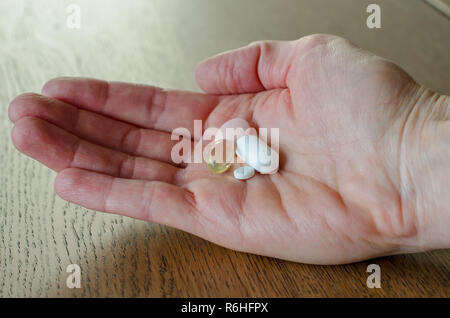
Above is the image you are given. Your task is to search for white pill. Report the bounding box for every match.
[235,134,279,174]
[233,165,255,180]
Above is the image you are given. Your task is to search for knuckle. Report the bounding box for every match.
[296,33,345,54]
[141,182,156,222]
[249,40,276,57]
[248,40,264,47]
[218,54,238,92]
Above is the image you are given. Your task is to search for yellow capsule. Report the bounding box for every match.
[206,160,232,174]
[205,139,234,174]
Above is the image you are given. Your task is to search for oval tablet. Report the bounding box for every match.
[233,165,255,180]
[235,135,279,174]
[214,118,253,143]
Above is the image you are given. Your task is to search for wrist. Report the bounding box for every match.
[399,87,450,251]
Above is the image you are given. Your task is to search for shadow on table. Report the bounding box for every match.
[56,221,450,297]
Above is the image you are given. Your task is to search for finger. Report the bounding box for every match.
[195,40,298,94]
[11,117,182,183]
[41,77,220,134]
[9,93,185,164]
[55,168,200,232]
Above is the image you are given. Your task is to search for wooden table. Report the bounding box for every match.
[0,0,449,297]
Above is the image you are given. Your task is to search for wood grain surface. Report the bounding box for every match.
[0,0,449,297]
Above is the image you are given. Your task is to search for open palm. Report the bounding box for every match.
[9,34,423,264]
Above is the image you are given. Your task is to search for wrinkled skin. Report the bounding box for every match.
[9,34,449,264]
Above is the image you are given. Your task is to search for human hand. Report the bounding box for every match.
[9,34,449,264]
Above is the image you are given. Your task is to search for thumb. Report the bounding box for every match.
[195,40,298,94]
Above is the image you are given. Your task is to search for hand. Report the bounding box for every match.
[9,34,449,264]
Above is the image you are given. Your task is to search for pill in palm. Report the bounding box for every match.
[233,165,255,180]
[206,139,234,174]
[235,134,279,174]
